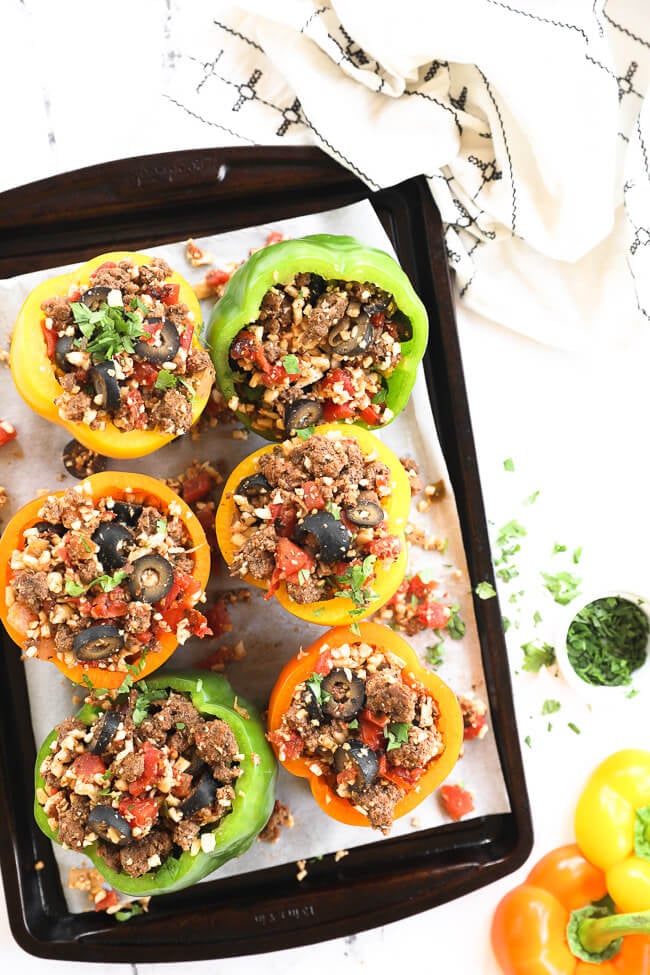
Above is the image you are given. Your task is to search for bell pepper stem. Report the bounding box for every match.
[569,904,650,962]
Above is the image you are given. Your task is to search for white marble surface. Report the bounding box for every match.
[2,1,650,971]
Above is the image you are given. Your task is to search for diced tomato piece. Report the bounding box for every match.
[122,388,146,430]
[118,795,159,829]
[370,312,385,327]
[367,532,401,561]
[416,598,450,630]
[322,401,355,422]
[267,729,304,760]
[440,783,475,821]
[313,650,333,676]
[321,368,355,396]
[260,363,288,387]
[336,766,358,787]
[269,501,297,538]
[40,320,58,359]
[131,361,160,387]
[381,763,424,792]
[359,714,385,751]
[205,267,232,288]
[0,420,17,448]
[275,537,315,578]
[408,573,438,599]
[230,330,275,374]
[94,889,119,913]
[302,481,326,511]
[181,470,214,504]
[179,322,194,351]
[68,289,81,302]
[92,261,117,274]
[265,231,284,246]
[463,711,488,741]
[128,742,163,797]
[204,599,233,639]
[186,607,212,638]
[134,629,153,645]
[360,708,389,728]
[71,753,106,781]
[359,404,382,426]
[89,588,129,619]
[149,283,181,306]
[388,579,409,605]
[161,570,201,611]
[139,319,163,339]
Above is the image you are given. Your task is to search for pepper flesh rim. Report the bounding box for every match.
[214,423,412,626]
[267,621,464,827]
[0,471,211,687]
[10,251,213,459]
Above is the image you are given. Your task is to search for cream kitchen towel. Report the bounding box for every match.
[163,0,650,348]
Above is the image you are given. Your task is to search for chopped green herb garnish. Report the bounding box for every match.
[371,387,387,406]
[350,621,361,636]
[426,641,445,668]
[524,735,532,748]
[336,555,377,608]
[533,610,542,626]
[525,490,541,505]
[568,722,581,735]
[496,520,527,547]
[71,300,147,361]
[156,518,167,535]
[417,567,436,584]
[90,570,128,593]
[297,568,311,585]
[306,672,330,705]
[348,718,359,729]
[64,579,86,597]
[295,425,315,440]
[446,604,466,640]
[503,458,515,472]
[175,722,186,730]
[542,571,582,606]
[521,640,556,673]
[115,903,146,923]
[566,596,649,687]
[572,547,583,565]
[552,543,567,555]
[325,501,341,520]
[502,616,511,632]
[541,699,561,715]
[282,354,300,375]
[496,565,520,583]
[384,722,410,751]
[475,581,497,600]
[153,369,192,394]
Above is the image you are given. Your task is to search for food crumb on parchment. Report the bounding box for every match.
[399,457,423,496]
[334,849,349,862]
[231,428,249,440]
[405,523,447,552]
[197,638,247,672]
[34,860,45,871]
[0,487,8,511]
[410,817,422,829]
[0,349,10,367]
[296,859,308,882]
[259,800,295,843]
[68,866,150,917]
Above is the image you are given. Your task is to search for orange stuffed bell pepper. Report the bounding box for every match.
[491,843,650,973]
[10,251,214,459]
[215,423,410,626]
[267,621,463,832]
[0,472,210,688]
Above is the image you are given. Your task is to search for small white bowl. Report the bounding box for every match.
[555,589,650,702]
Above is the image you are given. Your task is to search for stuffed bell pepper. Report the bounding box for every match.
[267,622,463,833]
[34,671,277,897]
[208,234,428,440]
[215,423,410,626]
[492,843,650,973]
[0,472,211,688]
[10,251,215,459]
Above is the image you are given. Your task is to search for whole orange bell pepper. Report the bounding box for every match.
[491,844,650,973]
[215,423,410,626]
[0,471,210,688]
[266,621,463,827]
[10,251,213,459]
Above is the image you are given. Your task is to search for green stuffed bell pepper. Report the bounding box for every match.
[208,234,429,440]
[34,671,277,897]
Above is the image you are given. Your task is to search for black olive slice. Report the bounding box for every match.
[54,334,77,372]
[90,361,121,412]
[90,709,122,755]
[284,399,323,434]
[134,319,180,364]
[294,512,351,563]
[306,274,326,299]
[363,298,389,317]
[32,521,66,537]
[87,805,132,846]
[344,500,384,528]
[333,739,379,788]
[179,772,218,817]
[80,286,112,311]
[92,521,133,572]
[328,313,372,356]
[321,668,365,720]
[62,439,107,479]
[111,501,144,527]
[235,474,271,499]
[392,309,413,342]
[73,624,124,661]
[301,686,323,723]
[128,554,175,604]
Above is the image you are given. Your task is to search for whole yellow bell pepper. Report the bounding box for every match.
[575,749,650,913]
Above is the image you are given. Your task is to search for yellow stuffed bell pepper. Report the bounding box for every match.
[216,423,410,626]
[10,251,214,459]
[575,749,650,914]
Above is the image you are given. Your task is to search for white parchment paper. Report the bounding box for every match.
[0,201,509,910]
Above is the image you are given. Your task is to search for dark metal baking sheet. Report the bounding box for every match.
[0,147,532,961]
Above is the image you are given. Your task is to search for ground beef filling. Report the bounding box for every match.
[43,257,215,436]
[268,640,443,832]
[229,273,411,437]
[37,692,241,879]
[228,431,401,607]
[6,483,204,672]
